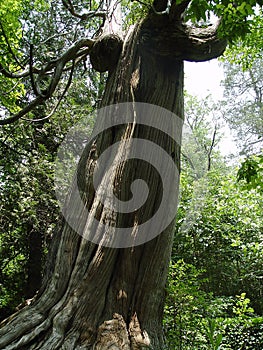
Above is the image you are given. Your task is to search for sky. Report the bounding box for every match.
[184,59,238,158]
[185,59,224,99]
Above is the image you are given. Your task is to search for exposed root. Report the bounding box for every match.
[94,313,150,350]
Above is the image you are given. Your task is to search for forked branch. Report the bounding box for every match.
[0,38,94,125]
[62,0,106,21]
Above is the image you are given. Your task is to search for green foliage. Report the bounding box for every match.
[174,171,263,314]
[237,154,263,193]
[222,316,263,350]
[173,163,262,350]
[184,0,263,42]
[164,260,263,348]
[0,0,50,113]
[233,293,254,317]
[220,14,263,156]
[0,120,59,315]
[214,2,255,42]
[164,259,211,349]
[220,58,263,154]
[182,94,225,178]
[221,295,263,349]
[222,11,263,68]
[0,0,49,62]
[204,318,223,350]
[121,0,150,27]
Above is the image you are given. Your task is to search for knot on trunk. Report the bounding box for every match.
[90,34,123,72]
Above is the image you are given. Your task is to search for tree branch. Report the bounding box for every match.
[184,20,227,61]
[142,18,227,62]
[0,96,45,125]
[29,44,40,97]
[22,60,76,123]
[207,124,217,171]
[0,38,94,125]
[62,0,106,21]
[0,63,42,78]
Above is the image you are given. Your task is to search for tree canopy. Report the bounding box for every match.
[1,0,263,125]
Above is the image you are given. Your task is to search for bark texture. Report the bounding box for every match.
[0,7,227,350]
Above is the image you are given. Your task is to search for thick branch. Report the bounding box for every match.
[38,38,94,77]
[183,21,227,61]
[152,0,191,18]
[152,0,172,15]
[141,19,227,62]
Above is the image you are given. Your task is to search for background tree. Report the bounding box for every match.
[182,93,224,178]
[221,57,263,155]
[220,10,263,199]
[0,1,262,349]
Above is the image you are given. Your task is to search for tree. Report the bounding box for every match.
[182,93,224,178]
[221,11,263,155]
[221,57,263,155]
[0,1,262,348]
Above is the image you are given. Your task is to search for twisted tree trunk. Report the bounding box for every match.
[0,5,226,349]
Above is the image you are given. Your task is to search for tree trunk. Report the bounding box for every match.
[0,8,227,350]
[24,227,43,299]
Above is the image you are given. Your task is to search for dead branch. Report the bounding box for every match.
[207,124,218,171]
